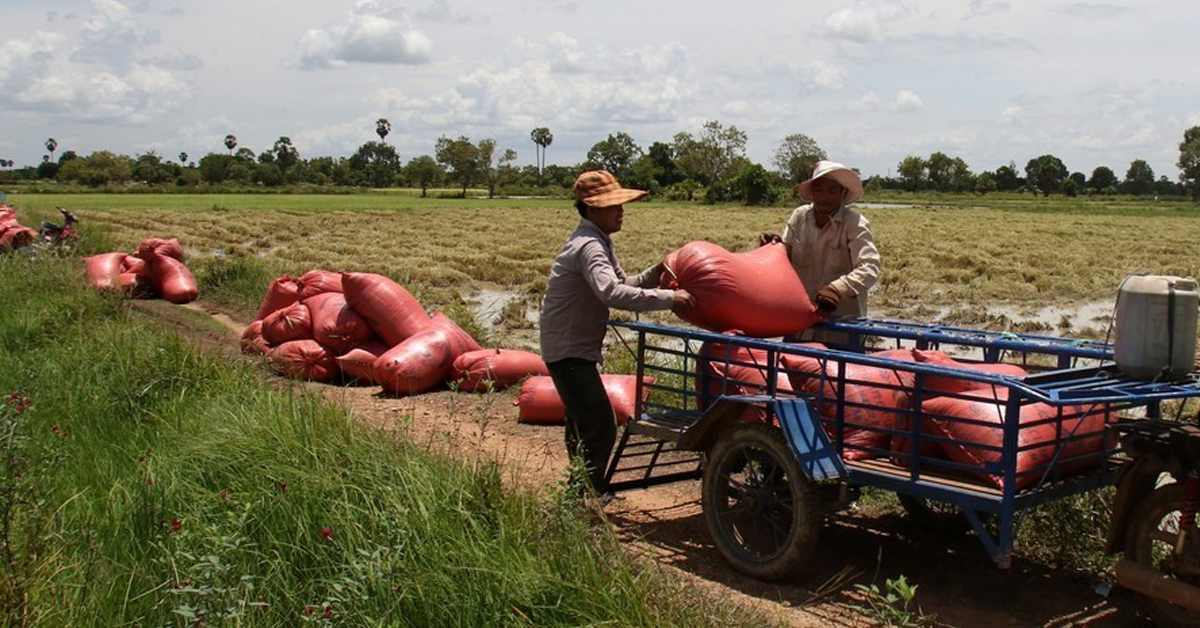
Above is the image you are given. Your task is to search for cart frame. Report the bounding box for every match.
[605,318,1200,568]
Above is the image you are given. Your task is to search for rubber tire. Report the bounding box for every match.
[702,422,822,581]
[1124,483,1200,628]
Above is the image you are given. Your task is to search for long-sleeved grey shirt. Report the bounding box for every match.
[539,219,676,363]
[781,203,881,318]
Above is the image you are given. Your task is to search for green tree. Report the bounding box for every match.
[585,132,642,181]
[44,138,57,163]
[271,137,299,172]
[530,127,553,176]
[973,171,997,195]
[896,155,925,191]
[56,151,133,187]
[477,138,498,198]
[1177,126,1200,201]
[376,118,391,142]
[948,157,974,192]
[198,153,235,184]
[224,134,237,154]
[1123,159,1155,195]
[497,148,518,195]
[252,161,284,186]
[1088,166,1118,192]
[348,140,401,188]
[405,155,444,197]
[434,135,482,198]
[925,152,955,191]
[734,163,780,206]
[771,133,826,184]
[133,151,172,184]
[672,120,747,186]
[646,141,681,187]
[994,162,1022,191]
[1024,154,1068,196]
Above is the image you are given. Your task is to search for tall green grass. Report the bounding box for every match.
[0,255,769,627]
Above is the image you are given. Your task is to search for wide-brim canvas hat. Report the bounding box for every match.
[798,160,863,205]
[574,170,648,208]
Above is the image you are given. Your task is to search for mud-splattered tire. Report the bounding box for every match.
[1124,483,1200,628]
[702,422,822,580]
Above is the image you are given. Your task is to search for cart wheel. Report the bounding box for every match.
[1124,483,1200,628]
[702,422,822,580]
[897,494,971,532]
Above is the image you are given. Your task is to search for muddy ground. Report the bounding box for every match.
[133,299,1155,627]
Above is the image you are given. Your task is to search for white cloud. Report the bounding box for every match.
[892,90,923,112]
[0,1,192,124]
[1051,3,1130,20]
[822,1,912,44]
[849,91,880,112]
[294,1,433,69]
[71,0,160,69]
[964,0,1010,20]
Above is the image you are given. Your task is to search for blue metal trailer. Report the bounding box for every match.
[603,318,1200,578]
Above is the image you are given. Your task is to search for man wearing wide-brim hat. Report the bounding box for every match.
[540,170,695,494]
[759,160,881,326]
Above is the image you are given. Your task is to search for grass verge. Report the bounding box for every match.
[0,254,770,627]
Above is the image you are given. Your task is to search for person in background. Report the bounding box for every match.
[759,160,880,336]
[540,170,695,494]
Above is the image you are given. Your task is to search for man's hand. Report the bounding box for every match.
[758,232,782,247]
[816,284,841,312]
[671,289,696,314]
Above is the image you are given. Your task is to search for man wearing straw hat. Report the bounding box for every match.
[540,170,695,495]
[759,160,880,333]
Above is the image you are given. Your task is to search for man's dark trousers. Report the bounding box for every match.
[546,357,615,493]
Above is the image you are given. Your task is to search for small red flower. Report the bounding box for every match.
[219,490,229,501]
[323,604,333,618]
[303,605,317,616]
[169,519,182,532]
[7,392,17,402]
[139,449,152,463]
[279,481,289,493]
[320,526,333,541]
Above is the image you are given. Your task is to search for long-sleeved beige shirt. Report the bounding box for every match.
[540,219,676,363]
[781,203,881,318]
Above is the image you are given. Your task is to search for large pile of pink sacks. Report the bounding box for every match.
[241,270,651,426]
[657,240,1113,490]
[81,238,199,304]
[0,205,38,252]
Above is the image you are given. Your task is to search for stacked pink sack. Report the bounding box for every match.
[81,237,198,304]
[244,270,550,397]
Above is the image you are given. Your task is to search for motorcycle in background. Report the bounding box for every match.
[34,207,79,254]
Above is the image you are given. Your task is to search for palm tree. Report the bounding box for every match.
[45,138,58,163]
[376,118,391,142]
[179,152,188,165]
[224,134,237,154]
[530,127,553,176]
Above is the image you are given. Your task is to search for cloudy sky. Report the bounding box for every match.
[2,0,1198,180]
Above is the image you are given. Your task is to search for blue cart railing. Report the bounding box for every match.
[604,318,1200,573]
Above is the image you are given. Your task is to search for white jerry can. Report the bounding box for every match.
[1113,275,1199,382]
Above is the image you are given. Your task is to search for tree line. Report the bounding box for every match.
[3,121,1199,202]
